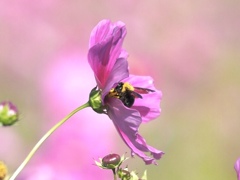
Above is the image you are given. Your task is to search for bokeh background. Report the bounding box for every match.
[1,0,240,179]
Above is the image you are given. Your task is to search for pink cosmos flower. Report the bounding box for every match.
[235,158,240,180]
[88,19,164,165]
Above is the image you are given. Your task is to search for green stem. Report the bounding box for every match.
[9,102,90,180]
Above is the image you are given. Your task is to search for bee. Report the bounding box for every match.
[108,82,155,107]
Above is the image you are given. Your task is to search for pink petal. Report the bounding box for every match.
[107,98,164,165]
[89,20,111,48]
[235,158,240,180]
[88,20,127,89]
[89,20,125,48]
[119,49,129,59]
[88,38,113,89]
[123,75,162,122]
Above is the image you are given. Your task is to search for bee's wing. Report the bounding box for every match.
[134,87,155,94]
[130,91,143,99]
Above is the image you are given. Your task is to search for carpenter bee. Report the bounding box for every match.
[108,82,155,107]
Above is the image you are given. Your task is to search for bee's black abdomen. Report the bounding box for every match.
[120,91,135,107]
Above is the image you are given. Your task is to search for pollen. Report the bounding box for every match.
[108,82,134,98]
[122,82,134,91]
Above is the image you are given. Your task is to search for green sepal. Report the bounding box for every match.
[118,168,147,180]
[89,86,106,114]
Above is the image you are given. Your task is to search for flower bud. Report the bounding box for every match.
[95,153,126,170]
[0,161,8,180]
[102,154,121,169]
[0,101,18,126]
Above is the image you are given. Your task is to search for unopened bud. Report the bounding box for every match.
[102,154,121,169]
[95,153,126,170]
[0,101,18,126]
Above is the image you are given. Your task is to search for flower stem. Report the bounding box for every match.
[112,169,117,180]
[9,102,90,180]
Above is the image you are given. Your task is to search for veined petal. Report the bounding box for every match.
[89,20,125,48]
[88,39,113,89]
[123,75,162,123]
[235,158,240,180]
[88,20,127,89]
[89,20,111,48]
[107,98,164,165]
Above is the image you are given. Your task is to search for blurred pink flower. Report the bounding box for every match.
[19,49,115,179]
[88,19,164,165]
[235,158,240,180]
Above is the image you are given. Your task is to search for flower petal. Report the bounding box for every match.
[89,20,126,48]
[119,49,129,59]
[107,98,164,165]
[88,20,127,89]
[123,75,162,123]
[89,20,111,48]
[235,158,240,180]
[88,38,112,88]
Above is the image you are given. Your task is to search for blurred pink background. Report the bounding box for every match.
[0,0,240,179]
